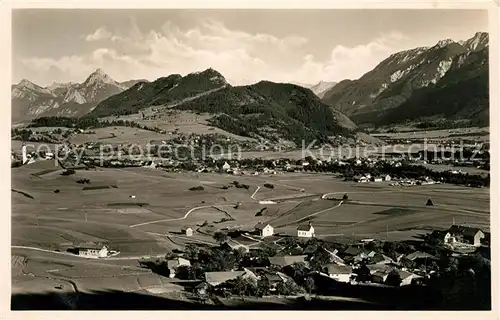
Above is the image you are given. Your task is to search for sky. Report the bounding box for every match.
[12,9,488,86]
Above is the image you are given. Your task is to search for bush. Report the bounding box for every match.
[264,183,274,189]
[61,169,76,176]
[189,186,204,191]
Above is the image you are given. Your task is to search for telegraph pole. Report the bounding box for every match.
[386,224,389,240]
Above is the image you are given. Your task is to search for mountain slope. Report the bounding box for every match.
[321,32,489,127]
[309,81,337,98]
[89,69,360,145]
[89,68,229,117]
[172,80,357,144]
[376,45,489,127]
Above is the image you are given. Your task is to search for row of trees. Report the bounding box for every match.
[28,116,166,134]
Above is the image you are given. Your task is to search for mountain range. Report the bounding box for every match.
[12,32,489,140]
[321,32,489,128]
[11,69,142,123]
[89,68,356,145]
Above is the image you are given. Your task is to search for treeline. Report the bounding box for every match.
[303,160,490,187]
[28,116,165,134]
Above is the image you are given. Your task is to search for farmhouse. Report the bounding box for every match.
[370,253,394,265]
[398,270,422,286]
[167,257,191,278]
[221,239,250,252]
[353,175,368,183]
[297,223,315,238]
[325,264,354,283]
[204,269,258,287]
[254,222,274,237]
[384,175,392,181]
[444,225,485,247]
[76,244,109,258]
[269,255,308,268]
[181,227,194,237]
[263,272,294,291]
[404,251,436,262]
[372,270,391,284]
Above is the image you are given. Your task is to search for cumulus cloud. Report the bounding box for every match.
[288,32,411,83]
[85,27,112,41]
[20,19,410,86]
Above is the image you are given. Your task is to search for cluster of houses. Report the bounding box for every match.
[164,223,487,295]
[352,173,392,183]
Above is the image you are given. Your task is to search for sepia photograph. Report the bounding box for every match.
[6,4,496,312]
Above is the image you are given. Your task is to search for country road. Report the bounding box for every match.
[250,186,261,200]
[130,182,308,228]
[276,199,344,227]
[129,204,236,228]
[11,245,165,261]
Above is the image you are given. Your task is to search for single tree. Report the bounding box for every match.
[304,276,316,294]
[426,198,434,206]
[213,231,228,244]
[385,269,402,287]
[342,193,349,201]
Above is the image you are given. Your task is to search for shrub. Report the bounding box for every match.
[264,183,274,189]
[189,186,204,191]
[61,169,76,176]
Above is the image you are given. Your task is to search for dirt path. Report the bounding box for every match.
[129,204,235,228]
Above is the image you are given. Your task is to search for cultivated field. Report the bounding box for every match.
[12,165,490,299]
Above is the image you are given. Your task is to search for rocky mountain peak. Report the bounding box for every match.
[434,39,456,49]
[83,68,120,87]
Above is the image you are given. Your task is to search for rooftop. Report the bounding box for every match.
[448,225,483,237]
[297,224,313,231]
[325,264,353,275]
[255,222,271,230]
[269,255,307,267]
[205,271,245,284]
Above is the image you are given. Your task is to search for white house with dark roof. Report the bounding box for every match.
[297,223,315,238]
[254,222,274,237]
[181,226,194,237]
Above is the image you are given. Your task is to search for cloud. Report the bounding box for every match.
[85,27,112,42]
[18,20,410,86]
[288,32,411,83]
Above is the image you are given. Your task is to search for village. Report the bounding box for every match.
[66,217,490,307]
[11,136,490,190]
